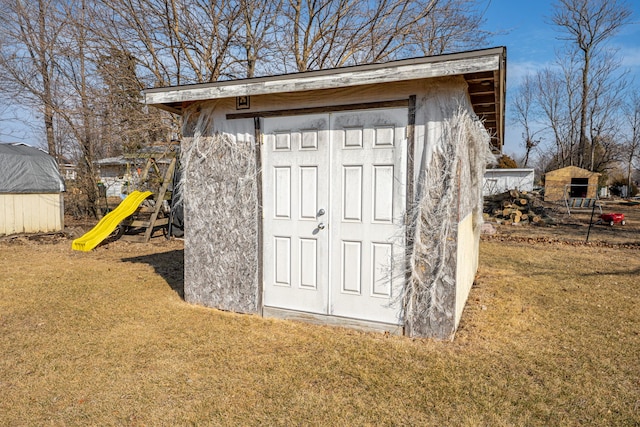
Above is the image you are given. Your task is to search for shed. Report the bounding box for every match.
[544,166,600,202]
[95,147,177,197]
[95,157,133,197]
[483,168,535,196]
[0,143,65,236]
[142,47,506,339]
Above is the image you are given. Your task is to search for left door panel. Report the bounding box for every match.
[262,114,330,314]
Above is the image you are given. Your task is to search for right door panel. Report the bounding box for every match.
[329,108,407,324]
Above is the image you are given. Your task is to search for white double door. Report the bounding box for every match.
[262,108,407,325]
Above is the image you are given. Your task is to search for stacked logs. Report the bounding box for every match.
[483,189,545,225]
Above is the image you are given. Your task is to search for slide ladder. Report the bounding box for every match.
[72,190,152,252]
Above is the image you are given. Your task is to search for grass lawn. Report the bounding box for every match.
[0,237,638,426]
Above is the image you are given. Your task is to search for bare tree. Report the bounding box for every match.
[516,0,627,172]
[0,0,171,216]
[278,0,355,72]
[348,0,441,64]
[235,0,281,78]
[623,93,640,193]
[513,74,542,167]
[0,0,64,161]
[415,0,490,56]
[48,0,104,216]
[96,47,171,156]
[276,0,489,72]
[531,66,577,168]
[96,0,242,85]
[0,0,499,218]
[585,51,628,170]
[551,0,632,170]
[521,26,630,174]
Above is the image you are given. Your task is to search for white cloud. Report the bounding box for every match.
[620,45,640,69]
[506,59,558,90]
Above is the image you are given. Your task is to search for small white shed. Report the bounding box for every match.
[483,168,535,196]
[0,143,65,236]
[142,47,506,339]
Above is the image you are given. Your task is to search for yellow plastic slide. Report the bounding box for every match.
[72,190,153,252]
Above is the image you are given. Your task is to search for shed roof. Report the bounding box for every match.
[485,168,535,175]
[95,156,172,166]
[142,47,506,152]
[95,157,130,166]
[0,143,65,193]
[545,166,601,179]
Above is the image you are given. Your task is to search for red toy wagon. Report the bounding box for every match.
[600,213,626,226]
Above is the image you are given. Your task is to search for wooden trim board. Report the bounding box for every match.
[227,99,409,120]
[254,117,264,315]
[404,95,417,336]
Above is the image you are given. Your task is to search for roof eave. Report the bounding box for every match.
[142,47,506,151]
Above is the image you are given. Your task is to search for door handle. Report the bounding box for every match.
[317,222,325,230]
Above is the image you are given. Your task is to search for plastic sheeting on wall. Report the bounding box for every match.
[0,143,65,193]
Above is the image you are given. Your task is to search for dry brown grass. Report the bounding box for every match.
[0,232,639,426]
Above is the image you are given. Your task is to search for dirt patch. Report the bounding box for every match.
[0,231,70,245]
[484,196,640,245]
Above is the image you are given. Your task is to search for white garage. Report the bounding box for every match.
[142,47,506,339]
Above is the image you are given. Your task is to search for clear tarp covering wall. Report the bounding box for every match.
[0,143,65,193]
[404,106,492,339]
[179,104,260,313]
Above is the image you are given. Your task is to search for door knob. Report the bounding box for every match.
[317,222,325,230]
[317,208,326,216]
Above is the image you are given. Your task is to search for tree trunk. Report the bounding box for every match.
[578,52,589,169]
[78,0,99,217]
[38,0,56,163]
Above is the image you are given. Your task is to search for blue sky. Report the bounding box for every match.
[484,0,640,157]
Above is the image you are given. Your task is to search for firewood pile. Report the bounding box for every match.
[483,189,549,225]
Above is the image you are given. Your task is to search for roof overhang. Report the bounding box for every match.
[142,47,506,152]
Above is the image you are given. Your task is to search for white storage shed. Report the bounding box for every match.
[0,143,65,236]
[142,47,506,339]
[483,168,535,196]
